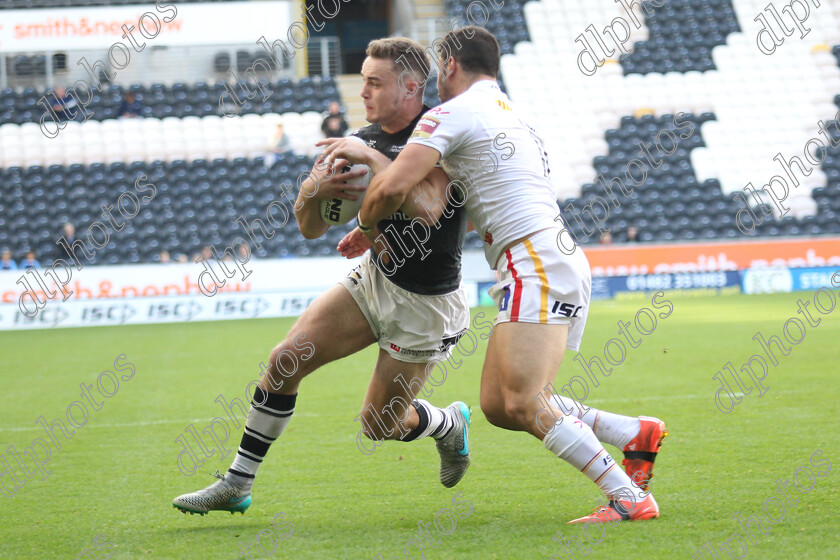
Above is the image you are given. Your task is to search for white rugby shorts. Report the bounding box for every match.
[339,252,470,363]
[488,228,591,351]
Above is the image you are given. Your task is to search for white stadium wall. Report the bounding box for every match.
[0,253,491,330]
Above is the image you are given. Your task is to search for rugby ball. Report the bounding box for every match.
[319,163,370,225]
[320,136,371,225]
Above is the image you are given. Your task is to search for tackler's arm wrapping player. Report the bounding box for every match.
[324,26,669,525]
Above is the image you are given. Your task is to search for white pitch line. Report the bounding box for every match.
[0,390,805,434]
[583,394,708,404]
[0,413,322,433]
[574,390,803,405]
[0,418,210,433]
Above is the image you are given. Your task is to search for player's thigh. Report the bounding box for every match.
[481,321,568,406]
[478,330,506,415]
[278,283,376,372]
[481,230,587,418]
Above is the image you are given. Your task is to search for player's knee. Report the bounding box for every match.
[501,398,535,429]
[268,339,309,384]
[480,398,508,428]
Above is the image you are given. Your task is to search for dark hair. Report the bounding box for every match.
[366,37,431,85]
[437,26,500,78]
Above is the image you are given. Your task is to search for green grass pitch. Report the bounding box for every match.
[1,292,838,559]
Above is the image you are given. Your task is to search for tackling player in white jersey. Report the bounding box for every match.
[323,26,668,524]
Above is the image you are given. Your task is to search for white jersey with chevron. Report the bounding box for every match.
[407,80,563,269]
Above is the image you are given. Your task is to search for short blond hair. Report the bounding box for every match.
[366,37,431,88]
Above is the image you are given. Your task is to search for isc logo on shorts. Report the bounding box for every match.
[552,301,583,317]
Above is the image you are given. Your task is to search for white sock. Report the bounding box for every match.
[403,399,453,441]
[591,410,640,450]
[549,394,591,423]
[543,417,646,502]
[227,388,296,491]
[550,395,640,449]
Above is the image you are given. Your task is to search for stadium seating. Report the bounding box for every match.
[0,77,340,125]
[0,112,329,166]
[3,0,840,267]
[620,0,740,75]
[445,0,530,55]
[0,154,485,265]
[502,0,840,243]
[558,110,840,244]
[0,156,338,265]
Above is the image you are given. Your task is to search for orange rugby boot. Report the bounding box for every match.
[621,416,668,491]
[568,492,660,524]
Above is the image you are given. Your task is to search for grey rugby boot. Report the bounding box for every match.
[435,402,472,488]
[172,471,252,515]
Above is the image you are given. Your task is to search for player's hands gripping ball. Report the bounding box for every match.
[316,136,371,225]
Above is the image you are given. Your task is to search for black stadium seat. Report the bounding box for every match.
[0,154,357,265]
[621,0,739,75]
[0,76,341,125]
[555,107,840,244]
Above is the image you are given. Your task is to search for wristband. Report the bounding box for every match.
[357,212,372,233]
